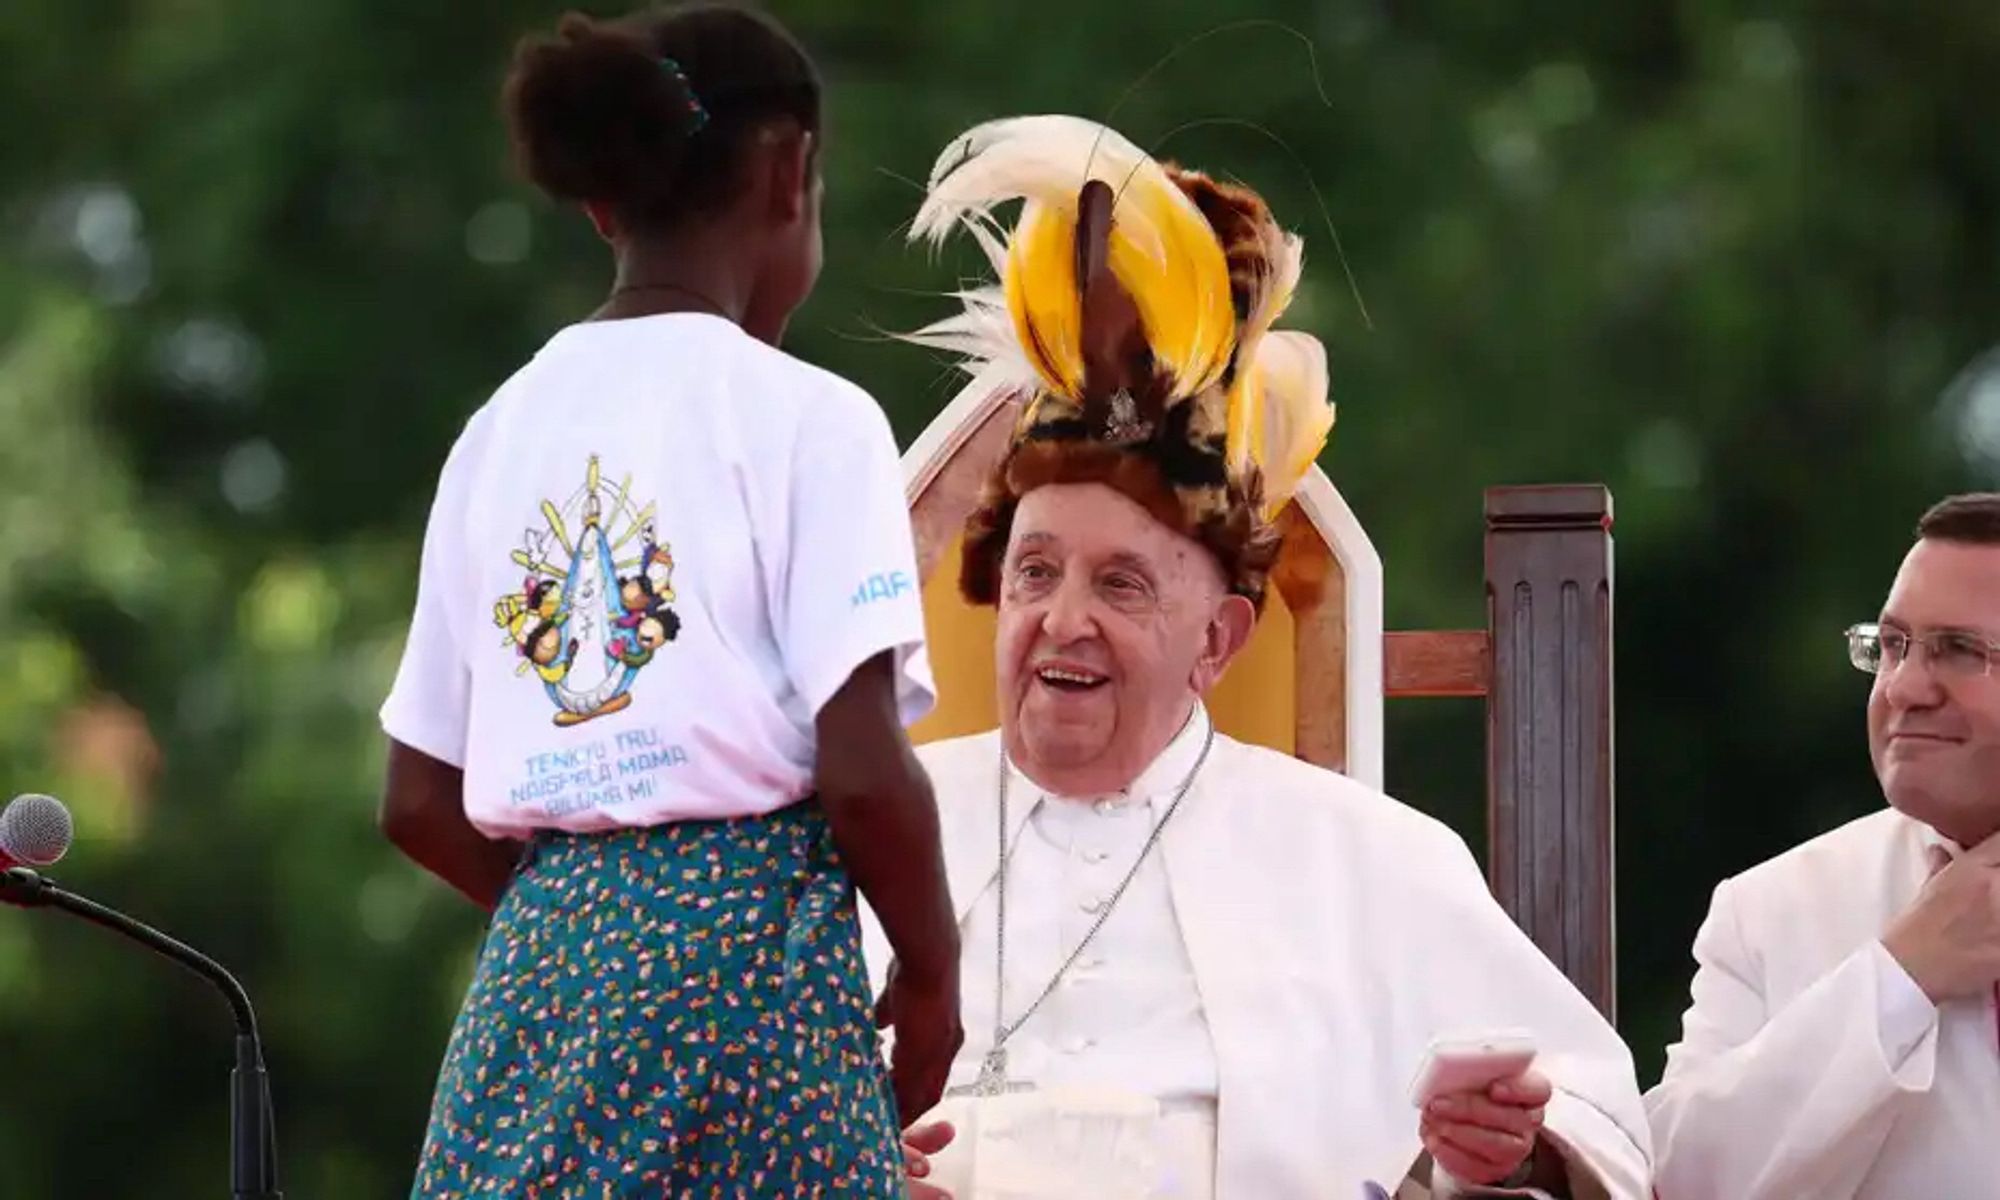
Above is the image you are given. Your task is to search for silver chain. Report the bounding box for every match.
[988,714,1215,1058]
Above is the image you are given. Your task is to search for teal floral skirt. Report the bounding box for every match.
[410,802,904,1198]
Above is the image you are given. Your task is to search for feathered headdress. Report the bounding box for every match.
[903,115,1334,608]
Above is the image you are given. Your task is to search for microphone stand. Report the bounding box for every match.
[2,866,282,1199]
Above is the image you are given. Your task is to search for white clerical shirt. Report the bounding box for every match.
[935,709,1219,1198]
[870,710,1654,1199]
[952,709,1217,1100]
[1647,807,2000,1198]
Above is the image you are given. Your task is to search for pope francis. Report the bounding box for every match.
[862,115,1654,1200]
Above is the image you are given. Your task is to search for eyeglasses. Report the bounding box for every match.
[1846,622,2000,679]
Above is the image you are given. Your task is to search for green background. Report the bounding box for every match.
[2,0,1996,1193]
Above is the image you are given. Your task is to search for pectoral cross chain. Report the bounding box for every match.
[946,1047,1034,1098]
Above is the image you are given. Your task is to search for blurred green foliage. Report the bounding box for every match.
[1,0,1996,1193]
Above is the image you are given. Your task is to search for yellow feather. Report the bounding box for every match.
[1003,200,1084,397]
[1228,369,1264,480]
[1102,177,1236,398]
[1243,331,1334,516]
[1224,230,1303,474]
[915,116,1236,402]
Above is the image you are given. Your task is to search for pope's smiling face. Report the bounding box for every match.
[994,483,1253,798]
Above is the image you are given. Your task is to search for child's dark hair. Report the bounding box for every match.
[504,4,821,233]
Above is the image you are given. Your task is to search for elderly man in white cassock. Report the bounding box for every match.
[1646,492,2000,1198]
[863,115,1652,1200]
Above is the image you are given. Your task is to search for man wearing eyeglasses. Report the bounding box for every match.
[1646,492,2000,1198]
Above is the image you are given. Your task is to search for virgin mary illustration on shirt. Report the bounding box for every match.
[491,455,679,726]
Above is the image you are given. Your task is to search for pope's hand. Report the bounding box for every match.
[902,1120,956,1200]
[1419,1067,1550,1188]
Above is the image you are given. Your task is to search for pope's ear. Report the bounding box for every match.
[1197,594,1257,689]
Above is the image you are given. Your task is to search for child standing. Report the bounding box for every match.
[377,7,960,1194]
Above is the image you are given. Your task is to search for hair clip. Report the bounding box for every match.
[660,56,709,133]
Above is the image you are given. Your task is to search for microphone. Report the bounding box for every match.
[0,794,282,1199]
[0,791,72,870]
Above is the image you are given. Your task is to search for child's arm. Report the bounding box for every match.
[379,740,523,911]
[766,379,958,1121]
[815,651,962,1125]
[380,426,511,905]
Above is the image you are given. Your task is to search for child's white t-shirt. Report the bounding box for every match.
[380,313,935,838]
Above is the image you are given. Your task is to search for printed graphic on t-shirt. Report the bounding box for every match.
[490,454,680,728]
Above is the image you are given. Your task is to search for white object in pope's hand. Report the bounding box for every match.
[1407,1031,1538,1106]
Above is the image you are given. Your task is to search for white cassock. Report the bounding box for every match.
[1646,806,2000,1198]
[863,707,1651,1200]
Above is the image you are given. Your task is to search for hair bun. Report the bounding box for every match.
[500,4,821,233]
[504,11,702,209]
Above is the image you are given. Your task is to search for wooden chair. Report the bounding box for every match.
[903,388,1619,1018]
